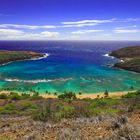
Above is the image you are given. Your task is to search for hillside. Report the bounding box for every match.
[0,50,43,65]
[110,46,140,73]
[0,91,139,139]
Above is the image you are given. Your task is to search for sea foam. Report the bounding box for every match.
[31,53,50,60]
[103,53,114,59]
[4,77,72,83]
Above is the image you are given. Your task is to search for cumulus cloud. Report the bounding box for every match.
[0,29,60,40]
[71,30,103,34]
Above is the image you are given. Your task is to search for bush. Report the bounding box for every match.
[30,94,43,100]
[0,93,8,99]
[58,92,76,100]
[62,106,75,118]
[10,92,21,100]
[21,93,30,99]
[87,108,120,116]
[32,103,51,122]
[86,98,120,116]
[87,98,119,108]
[122,91,140,98]
[20,101,37,111]
[0,104,17,114]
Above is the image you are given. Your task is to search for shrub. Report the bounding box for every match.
[9,92,21,100]
[122,91,140,98]
[20,101,37,111]
[0,104,17,114]
[87,108,120,116]
[30,93,43,100]
[32,103,51,122]
[21,93,30,99]
[53,112,63,122]
[58,92,76,100]
[62,106,75,118]
[86,98,120,116]
[87,98,119,108]
[0,93,8,99]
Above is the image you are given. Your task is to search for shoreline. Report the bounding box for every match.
[109,46,140,73]
[0,90,130,99]
[42,91,129,99]
[0,53,49,67]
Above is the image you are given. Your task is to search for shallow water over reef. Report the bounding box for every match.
[0,41,140,94]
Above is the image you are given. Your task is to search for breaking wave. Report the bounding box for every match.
[31,53,50,60]
[4,77,72,83]
[103,53,115,59]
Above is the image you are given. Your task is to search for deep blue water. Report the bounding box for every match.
[0,41,140,94]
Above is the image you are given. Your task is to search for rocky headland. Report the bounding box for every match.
[0,50,44,65]
[110,46,140,73]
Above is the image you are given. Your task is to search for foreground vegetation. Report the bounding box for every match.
[0,90,139,139]
[0,90,139,121]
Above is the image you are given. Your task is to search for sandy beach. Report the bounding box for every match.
[41,91,129,99]
[0,90,130,99]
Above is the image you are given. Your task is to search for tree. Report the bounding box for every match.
[54,92,57,96]
[130,86,134,90]
[58,92,77,100]
[104,90,109,98]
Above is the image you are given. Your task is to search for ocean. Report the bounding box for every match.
[0,40,140,94]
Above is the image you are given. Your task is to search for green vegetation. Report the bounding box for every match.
[110,46,140,73]
[0,90,139,122]
[122,90,140,98]
[32,103,51,122]
[0,93,8,99]
[0,104,17,114]
[0,137,9,140]
[58,91,76,100]
[0,50,43,65]
[0,92,43,100]
[86,98,120,116]
[0,101,37,115]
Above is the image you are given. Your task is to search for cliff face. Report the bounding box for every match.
[110,46,140,73]
[0,51,43,65]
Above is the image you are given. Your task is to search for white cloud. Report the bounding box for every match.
[0,24,56,29]
[71,30,103,34]
[0,28,60,40]
[40,31,59,37]
[62,18,116,25]
[0,29,24,36]
[60,23,98,28]
[115,25,137,30]
[0,18,139,30]
[113,29,139,33]
[61,18,116,28]
[122,18,140,22]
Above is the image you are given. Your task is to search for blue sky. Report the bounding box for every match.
[0,0,140,40]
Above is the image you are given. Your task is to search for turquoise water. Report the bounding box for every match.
[0,41,140,94]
